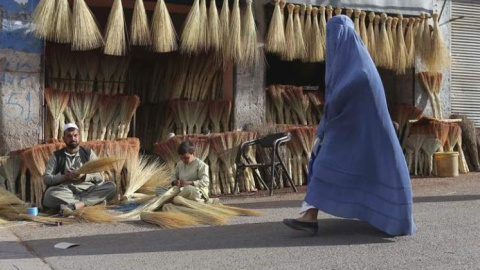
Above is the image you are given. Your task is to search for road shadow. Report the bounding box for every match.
[413,194,480,204]
[13,219,394,259]
[228,200,303,209]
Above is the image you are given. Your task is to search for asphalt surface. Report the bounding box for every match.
[1,173,480,270]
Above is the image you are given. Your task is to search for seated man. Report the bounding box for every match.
[156,141,210,203]
[42,123,116,216]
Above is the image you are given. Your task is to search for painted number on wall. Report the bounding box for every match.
[4,91,32,121]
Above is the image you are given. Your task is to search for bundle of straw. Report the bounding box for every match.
[152,0,178,53]
[282,4,297,61]
[386,17,394,69]
[293,6,306,60]
[405,18,416,69]
[376,13,392,69]
[394,15,408,74]
[141,210,199,229]
[53,0,73,43]
[71,205,118,223]
[219,0,230,59]
[421,13,432,67]
[418,72,442,119]
[74,157,125,175]
[124,156,163,199]
[181,0,201,54]
[32,0,56,39]
[283,88,308,125]
[354,10,361,35]
[415,15,425,58]
[309,8,324,63]
[45,89,70,140]
[302,5,312,62]
[104,0,127,56]
[360,11,368,47]
[241,0,259,68]
[154,139,181,171]
[326,6,333,21]
[118,95,141,139]
[300,4,306,30]
[367,12,376,61]
[427,13,450,72]
[131,0,151,46]
[0,156,21,194]
[165,201,226,226]
[118,187,180,220]
[421,137,442,176]
[265,0,286,54]
[334,7,342,16]
[72,0,104,50]
[208,0,221,52]
[319,6,327,56]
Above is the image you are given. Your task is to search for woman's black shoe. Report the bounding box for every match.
[283,219,318,235]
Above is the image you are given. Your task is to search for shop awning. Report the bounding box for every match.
[264,0,435,16]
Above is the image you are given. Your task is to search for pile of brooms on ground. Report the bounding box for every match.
[33,0,260,68]
[153,126,317,195]
[266,85,323,126]
[266,2,449,73]
[44,88,140,142]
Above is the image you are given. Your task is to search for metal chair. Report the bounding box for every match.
[234,132,297,196]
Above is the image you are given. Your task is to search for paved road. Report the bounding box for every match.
[2,173,480,270]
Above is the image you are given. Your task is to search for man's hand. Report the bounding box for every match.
[63,170,85,182]
[172,180,192,187]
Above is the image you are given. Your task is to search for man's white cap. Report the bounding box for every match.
[63,123,79,133]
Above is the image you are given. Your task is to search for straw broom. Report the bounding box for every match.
[282,4,297,61]
[44,89,70,140]
[137,163,171,195]
[71,205,118,223]
[405,18,416,69]
[326,6,333,21]
[288,129,306,185]
[421,13,432,66]
[367,12,376,62]
[210,134,231,194]
[180,0,201,54]
[131,0,151,46]
[98,96,120,140]
[422,138,442,176]
[241,0,259,68]
[428,13,450,72]
[300,4,306,31]
[283,88,307,125]
[334,7,342,16]
[32,0,55,39]
[209,100,224,133]
[415,15,424,58]
[268,85,284,124]
[52,0,73,43]
[72,0,104,50]
[0,156,21,195]
[151,0,178,53]
[163,203,226,226]
[124,156,161,199]
[118,95,141,139]
[360,11,368,47]
[309,8,324,63]
[395,15,408,75]
[376,13,392,69]
[208,0,221,53]
[74,157,125,175]
[104,0,127,56]
[452,114,480,172]
[354,10,361,35]
[199,0,209,53]
[221,101,232,132]
[386,17,394,68]
[225,0,243,63]
[265,0,286,54]
[302,5,312,62]
[105,141,128,198]
[172,196,231,221]
[219,0,230,60]
[141,210,199,229]
[118,187,181,220]
[319,6,327,56]
[153,139,180,171]
[293,5,306,60]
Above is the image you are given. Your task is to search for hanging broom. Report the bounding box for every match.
[422,138,442,176]
[98,95,120,140]
[293,5,306,60]
[241,0,259,68]
[415,15,424,58]
[52,0,73,43]
[395,14,408,75]
[123,156,163,199]
[180,0,201,54]
[386,17,394,69]
[405,17,416,69]
[32,0,55,39]
[354,9,361,35]
[221,101,232,132]
[376,13,392,69]
[367,12,376,62]
[360,11,368,47]
[300,4,306,31]
[72,0,104,50]
[131,0,151,46]
[208,0,221,52]
[219,0,230,60]
[209,100,224,133]
[225,0,243,63]
[309,7,324,63]
[334,7,342,16]
[151,0,178,53]
[326,5,333,21]
[141,210,199,229]
[0,156,21,194]
[421,13,432,67]
[282,4,297,61]
[427,13,450,72]
[265,0,286,54]
[302,5,312,62]
[198,0,209,52]
[44,89,70,140]
[104,0,127,56]
[319,6,327,57]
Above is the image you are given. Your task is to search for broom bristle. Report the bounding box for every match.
[265,0,286,54]
[354,9,361,35]
[395,14,408,74]
[309,8,324,62]
[119,187,181,220]
[141,210,199,229]
[428,13,450,71]
[405,17,416,68]
[53,0,73,43]
[75,157,125,175]
[226,0,243,63]
[326,5,333,21]
[282,4,297,61]
[180,0,201,54]
[131,0,152,46]
[334,7,342,16]
[241,0,260,68]
[367,12,376,62]
[214,204,263,216]
[360,11,368,47]
[163,203,227,226]
[376,13,392,69]
[208,0,221,52]
[302,5,312,62]
[72,0,104,50]
[32,0,56,39]
[294,5,306,60]
[172,196,230,223]
[219,0,230,57]
[198,0,209,52]
[421,13,432,67]
[72,205,118,223]
[104,0,127,56]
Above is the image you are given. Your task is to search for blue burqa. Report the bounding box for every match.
[305,16,416,236]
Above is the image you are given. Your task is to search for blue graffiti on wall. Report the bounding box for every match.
[0,0,43,54]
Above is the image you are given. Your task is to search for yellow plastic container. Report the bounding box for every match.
[434,152,459,177]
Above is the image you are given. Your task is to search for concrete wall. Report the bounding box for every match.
[414,0,452,118]
[0,0,43,155]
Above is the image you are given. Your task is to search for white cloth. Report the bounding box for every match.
[300,201,316,215]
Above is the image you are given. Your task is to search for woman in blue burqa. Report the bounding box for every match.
[283,15,416,236]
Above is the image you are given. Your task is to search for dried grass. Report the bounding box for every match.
[131,0,152,46]
[152,0,178,53]
[141,210,199,229]
[265,0,286,54]
[72,0,104,50]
